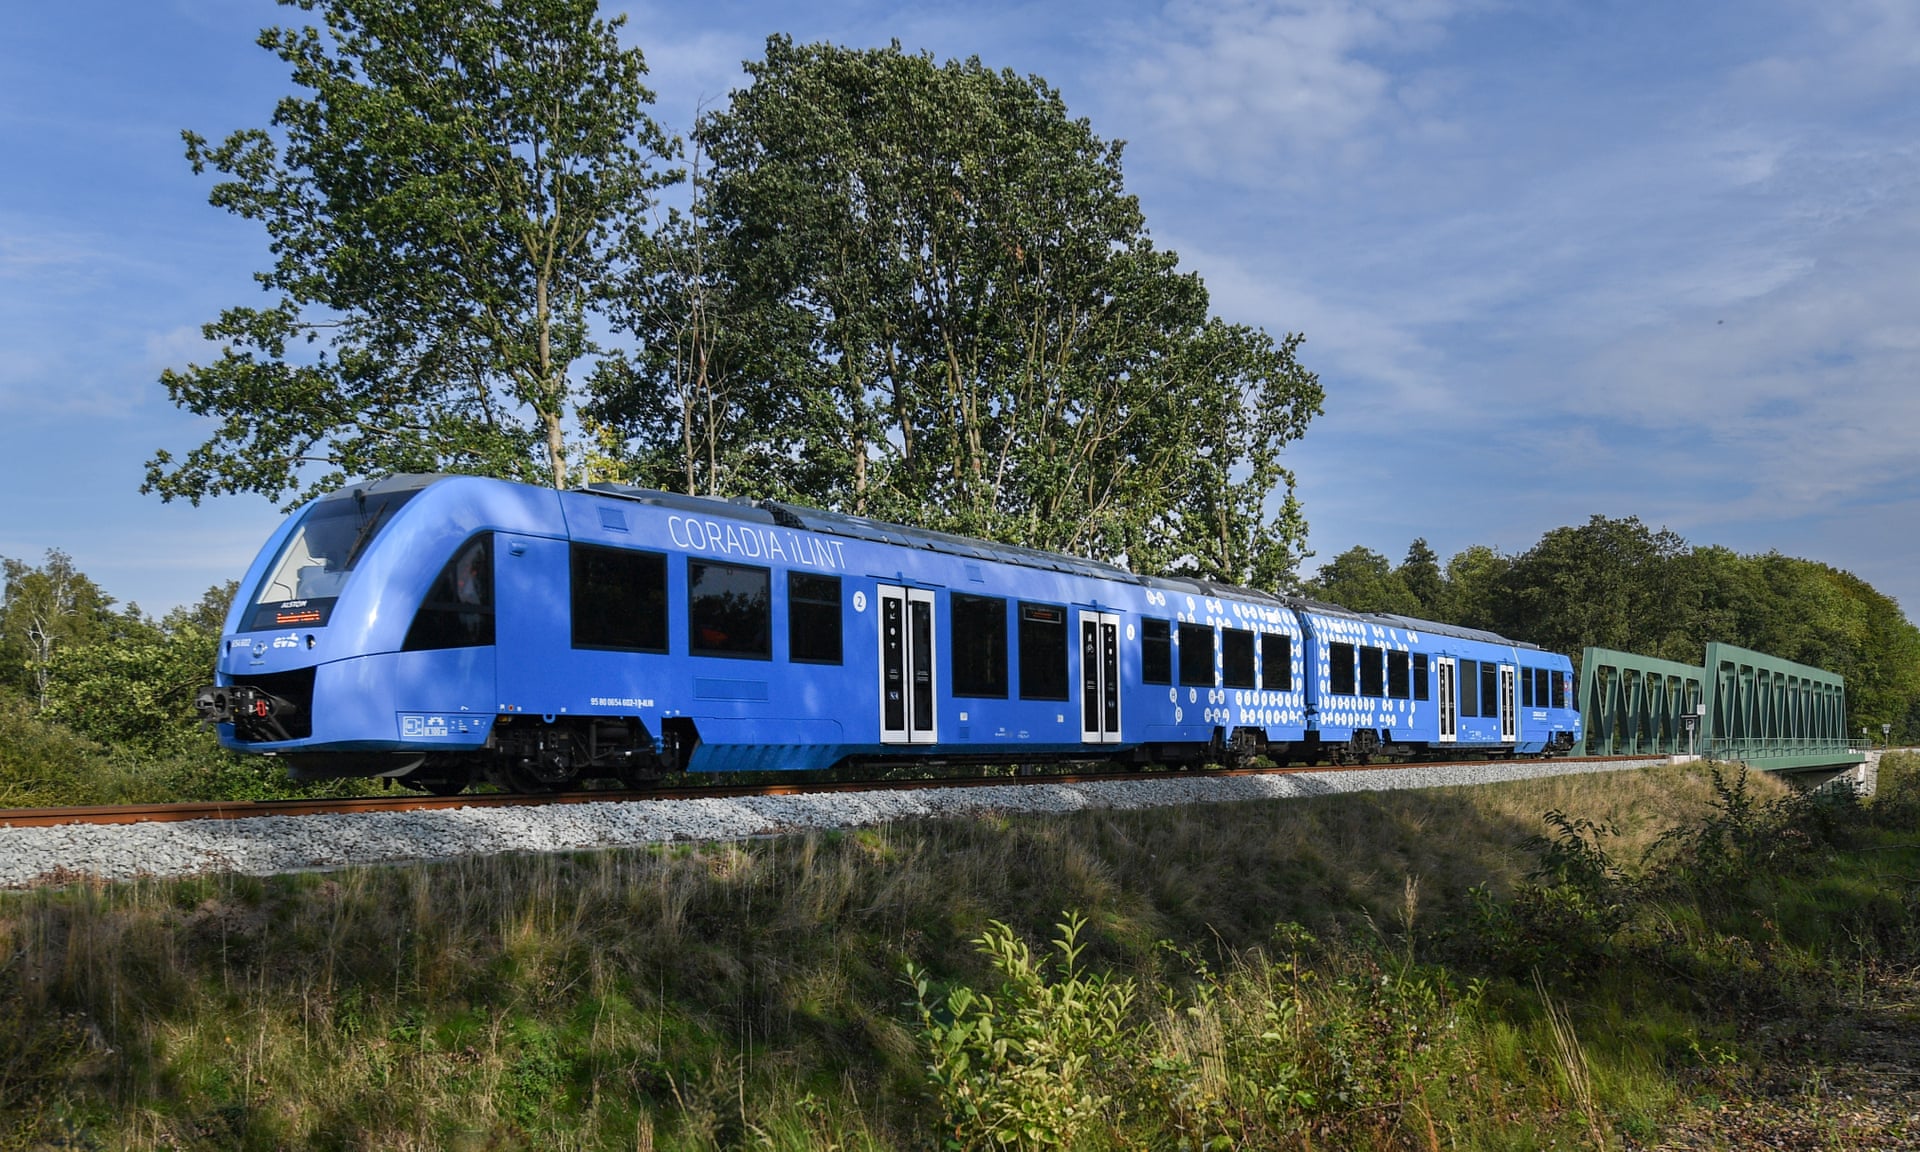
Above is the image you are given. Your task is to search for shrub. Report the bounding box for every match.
[909,912,1138,1150]
[1473,809,1634,977]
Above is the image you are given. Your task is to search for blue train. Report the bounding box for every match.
[194,474,1581,794]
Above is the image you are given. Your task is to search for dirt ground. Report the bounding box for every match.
[1641,968,1920,1151]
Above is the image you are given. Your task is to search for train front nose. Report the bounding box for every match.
[196,682,304,742]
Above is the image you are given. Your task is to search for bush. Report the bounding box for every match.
[1472,809,1634,978]
[1871,750,1920,829]
[909,912,1137,1150]
[0,687,138,806]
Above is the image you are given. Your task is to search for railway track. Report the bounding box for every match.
[0,755,1656,829]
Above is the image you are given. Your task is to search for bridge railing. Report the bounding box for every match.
[1579,642,1863,772]
[1577,648,1707,757]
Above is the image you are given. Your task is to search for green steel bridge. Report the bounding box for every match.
[1578,642,1866,775]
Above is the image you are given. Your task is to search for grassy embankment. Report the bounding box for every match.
[3,756,1918,1150]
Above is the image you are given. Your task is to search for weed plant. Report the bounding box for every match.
[1,762,1915,1149]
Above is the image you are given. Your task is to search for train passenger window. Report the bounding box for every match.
[1142,618,1172,684]
[787,572,842,664]
[1412,653,1430,701]
[1536,668,1551,708]
[1388,650,1410,699]
[1521,667,1534,708]
[1551,671,1568,710]
[404,534,494,651]
[1222,628,1256,688]
[1359,646,1385,697]
[1178,622,1216,687]
[1018,602,1069,700]
[952,594,1008,697]
[689,560,771,659]
[1459,659,1479,717]
[1329,643,1356,696]
[1260,633,1292,691]
[572,543,668,652]
[1481,662,1499,717]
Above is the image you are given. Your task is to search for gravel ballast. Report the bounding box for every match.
[0,758,1669,888]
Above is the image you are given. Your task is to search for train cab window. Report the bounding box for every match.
[1551,670,1569,710]
[1387,650,1410,699]
[1329,642,1356,696]
[952,594,1008,697]
[1222,628,1256,688]
[1261,633,1292,691]
[1359,646,1385,697]
[1018,602,1069,700]
[1536,668,1551,709]
[1412,653,1430,701]
[572,543,668,652]
[689,560,771,658]
[1142,618,1172,684]
[404,534,494,650]
[1481,662,1499,717]
[1178,623,1216,687]
[787,572,842,664]
[247,486,419,629]
[1459,659,1479,717]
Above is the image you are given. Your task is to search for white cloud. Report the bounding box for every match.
[1125,0,1471,177]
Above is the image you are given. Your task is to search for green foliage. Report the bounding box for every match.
[1871,750,1920,828]
[0,687,123,807]
[1396,537,1444,615]
[596,38,1323,588]
[1437,543,1513,632]
[910,912,1136,1149]
[0,550,118,707]
[42,609,216,760]
[147,0,679,505]
[1474,811,1635,977]
[0,574,365,807]
[1647,764,1835,891]
[1501,515,1696,661]
[1304,545,1421,614]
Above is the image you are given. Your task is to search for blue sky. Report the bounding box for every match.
[3,0,1917,619]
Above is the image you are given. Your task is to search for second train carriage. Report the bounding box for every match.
[196,474,1580,793]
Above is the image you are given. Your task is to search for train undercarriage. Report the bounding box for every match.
[252,716,1579,797]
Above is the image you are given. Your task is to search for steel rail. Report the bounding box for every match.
[0,756,1660,829]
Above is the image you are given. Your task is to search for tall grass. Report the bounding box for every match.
[1,762,1914,1149]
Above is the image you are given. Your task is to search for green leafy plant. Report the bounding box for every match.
[909,912,1138,1149]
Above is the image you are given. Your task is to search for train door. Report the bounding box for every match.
[1499,665,1518,743]
[1079,611,1122,744]
[877,585,937,745]
[1437,656,1458,743]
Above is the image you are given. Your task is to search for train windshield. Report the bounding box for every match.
[245,488,419,629]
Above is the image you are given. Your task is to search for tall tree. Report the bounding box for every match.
[0,551,117,708]
[147,0,677,506]
[1500,515,1691,658]
[1396,538,1444,614]
[1307,546,1422,615]
[1439,545,1514,633]
[599,38,1322,587]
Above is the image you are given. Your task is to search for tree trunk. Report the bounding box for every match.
[545,409,568,489]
